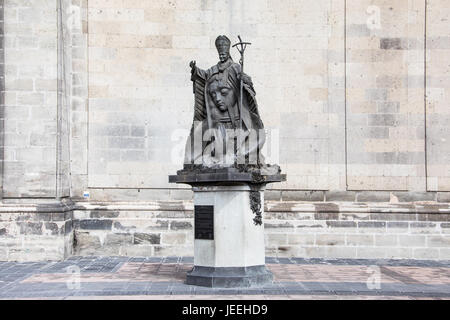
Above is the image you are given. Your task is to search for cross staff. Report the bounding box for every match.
[232,35,251,133]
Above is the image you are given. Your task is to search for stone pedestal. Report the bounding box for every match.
[187,185,272,287]
[169,167,286,288]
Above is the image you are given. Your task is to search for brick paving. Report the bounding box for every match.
[0,256,449,300]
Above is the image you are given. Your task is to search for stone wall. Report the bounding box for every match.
[264,201,450,260]
[426,0,450,191]
[3,0,59,197]
[70,201,450,260]
[73,202,193,257]
[0,0,450,261]
[85,0,345,192]
[0,201,74,261]
[346,0,426,191]
[1,199,450,261]
[75,0,448,198]
[2,0,449,198]
[0,0,5,200]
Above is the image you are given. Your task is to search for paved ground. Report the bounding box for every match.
[0,256,449,300]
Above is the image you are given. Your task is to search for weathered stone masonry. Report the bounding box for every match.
[0,200,74,261]
[73,201,450,260]
[1,1,450,261]
[2,200,450,261]
[0,1,5,202]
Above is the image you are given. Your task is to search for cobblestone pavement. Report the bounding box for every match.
[0,257,449,300]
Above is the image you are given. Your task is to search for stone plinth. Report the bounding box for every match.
[0,200,74,261]
[187,185,271,287]
[169,167,286,287]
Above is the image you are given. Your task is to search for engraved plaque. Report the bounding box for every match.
[194,205,214,240]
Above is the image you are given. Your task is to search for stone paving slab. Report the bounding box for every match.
[0,257,449,299]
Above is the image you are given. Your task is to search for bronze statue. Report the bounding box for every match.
[185,35,266,169]
[170,35,286,227]
[169,37,285,288]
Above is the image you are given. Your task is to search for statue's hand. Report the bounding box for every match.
[189,60,196,70]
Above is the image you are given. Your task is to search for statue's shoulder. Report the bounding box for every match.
[230,61,241,71]
[231,61,240,67]
[222,61,241,76]
[205,64,219,77]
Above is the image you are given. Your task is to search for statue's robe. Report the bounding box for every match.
[184,58,266,167]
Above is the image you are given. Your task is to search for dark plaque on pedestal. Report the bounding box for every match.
[194,205,214,240]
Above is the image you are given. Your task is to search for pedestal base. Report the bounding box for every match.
[168,167,286,288]
[186,184,273,287]
[192,185,265,266]
[186,265,273,288]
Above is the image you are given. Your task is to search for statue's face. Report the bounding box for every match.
[218,50,229,63]
[209,81,236,112]
[216,40,230,63]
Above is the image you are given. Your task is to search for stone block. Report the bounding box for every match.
[315,234,345,246]
[437,192,450,203]
[30,133,55,147]
[133,233,160,245]
[392,192,436,202]
[145,35,172,48]
[6,78,33,91]
[340,212,370,222]
[325,191,356,201]
[346,234,374,246]
[172,35,210,49]
[387,221,409,229]
[409,222,438,234]
[108,137,144,149]
[273,246,299,257]
[356,247,386,259]
[417,213,450,222]
[302,246,357,259]
[18,222,42,235]
[358,221,386,228]
[369,213,416,221]
[43,222,60,235]
[326,221,357,228]
[120,150,145,161]
[356,192,390,202]
[161,232,186,245]
[282,190,324,201]
[440,248,450,260]
[34,79,56,91]
[168,189,193,200]
[398,235,426,247]
[265,233,287,246]
[295,222,332,233]
[73,231,102,253]
[374,235,398,246]
[384,248,413,259]
[264,221,295,232]
[413,248,440,259]
[89,210,120,218]
[264,190,281,201]
[16,92,44,105]
[170,221,192,230]
[346,24,370,37]
[287,234,315,245]
[79,219,112,230]
[102,232,131,246]
[380,38,404,50]
[427,235,450,248]
[130,125,145,137]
